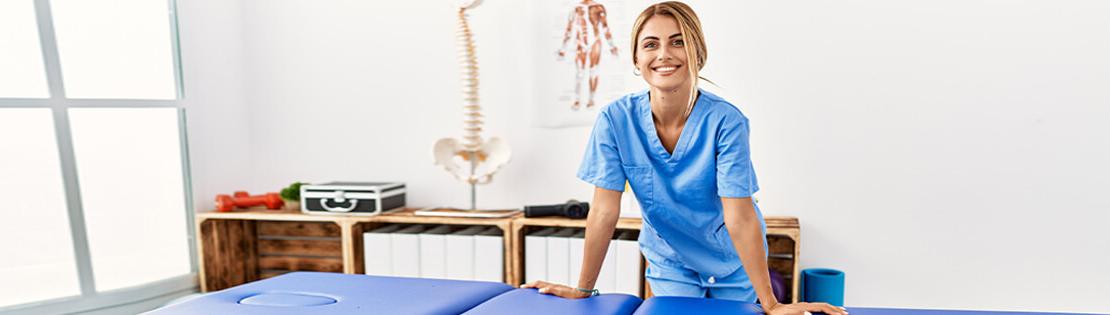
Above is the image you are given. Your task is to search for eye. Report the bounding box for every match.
[643,41,657,49]
[672,39,685,47]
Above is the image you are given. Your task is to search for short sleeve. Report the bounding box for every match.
[716,114,759,198]
[577,111,626,192]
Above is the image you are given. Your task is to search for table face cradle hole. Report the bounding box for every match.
[237,292,338,307]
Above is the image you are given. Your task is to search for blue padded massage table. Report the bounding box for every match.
[462,288,642,315]
[149,272,1100,315]
[632,296,1102,315]
[146,271,513,315]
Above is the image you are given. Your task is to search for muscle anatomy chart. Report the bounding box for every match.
[557,0,619,110]
[533,0,630,128]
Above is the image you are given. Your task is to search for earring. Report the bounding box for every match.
[633,68,641,76]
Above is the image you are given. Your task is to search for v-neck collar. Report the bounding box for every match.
[641,89,706,164]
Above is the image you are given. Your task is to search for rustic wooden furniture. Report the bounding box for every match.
[509,216,647,296]
[196,208,800,302]
[195,208,519,291]
[510,216,800,302]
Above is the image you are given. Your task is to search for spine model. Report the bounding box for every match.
[433,2,511,209]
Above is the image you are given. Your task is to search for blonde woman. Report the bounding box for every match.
[523,2,847,315]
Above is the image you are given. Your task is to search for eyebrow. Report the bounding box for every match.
[640,33,683,43]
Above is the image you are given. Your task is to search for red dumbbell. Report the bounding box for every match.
[215,191,285,212]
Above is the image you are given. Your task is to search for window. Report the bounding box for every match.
[0,0,194,313]
[69,108,192,291]
[0,0,50,98]
[51,0,179,99]
[0,109,81,306]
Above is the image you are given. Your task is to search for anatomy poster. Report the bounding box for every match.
[531,0,633,128]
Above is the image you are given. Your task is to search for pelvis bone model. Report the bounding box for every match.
[434,0,511,193]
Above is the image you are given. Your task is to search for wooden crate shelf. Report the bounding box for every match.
[255,221,344,278]
[196,208,799,303]
[510,216,646,297]
[765,217,801,303]
[346,208,519,284]
[511,216,800,302]
[197,218,260,290]
[195,207,520,291]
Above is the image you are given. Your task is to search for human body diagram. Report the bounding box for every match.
[558,0,619,110]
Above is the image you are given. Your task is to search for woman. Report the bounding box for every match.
[522,2,847,315]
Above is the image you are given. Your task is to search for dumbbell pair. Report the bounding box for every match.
[215,191,285,212]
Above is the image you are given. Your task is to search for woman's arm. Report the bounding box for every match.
[523,186,622,298]
[577,186,622,290]
[721,197,847,315]
[721,197,777,307]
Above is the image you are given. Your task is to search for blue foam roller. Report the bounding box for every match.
[802,268,845,306]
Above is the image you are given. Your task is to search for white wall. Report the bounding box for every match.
[717,1,1110,313]
[183,0,1110,313]
[176,0,253,223]
[236,0,598,209]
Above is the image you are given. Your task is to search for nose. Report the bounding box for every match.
[654,49,667,61]
[654,46,673,62]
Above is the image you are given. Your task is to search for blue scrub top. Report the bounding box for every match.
[577,89,766,278]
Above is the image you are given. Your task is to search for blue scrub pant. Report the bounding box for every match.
[644,256,757,302]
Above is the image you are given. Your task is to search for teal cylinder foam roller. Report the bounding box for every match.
[801,268,845,306]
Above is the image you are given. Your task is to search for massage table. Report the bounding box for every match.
[148,272,1096,315]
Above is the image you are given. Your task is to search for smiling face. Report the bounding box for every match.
[635,15,691,92]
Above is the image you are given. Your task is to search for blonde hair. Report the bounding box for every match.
[630,1,707,117]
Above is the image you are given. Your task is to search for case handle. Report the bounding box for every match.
[321,191,359,212]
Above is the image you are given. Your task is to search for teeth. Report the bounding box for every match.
[654,66,677,72]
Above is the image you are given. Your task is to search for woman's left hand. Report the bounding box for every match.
[765,302,849,315]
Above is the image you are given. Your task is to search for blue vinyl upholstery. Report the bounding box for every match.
[148,272,1094,315]
[146,272,512,315]
[463,288,642,315]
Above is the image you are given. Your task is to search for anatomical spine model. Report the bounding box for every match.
[434,0,511,210]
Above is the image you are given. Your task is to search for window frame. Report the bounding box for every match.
[0,0,197,313]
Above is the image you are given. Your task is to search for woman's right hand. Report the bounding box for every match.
[520,281,592,299]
